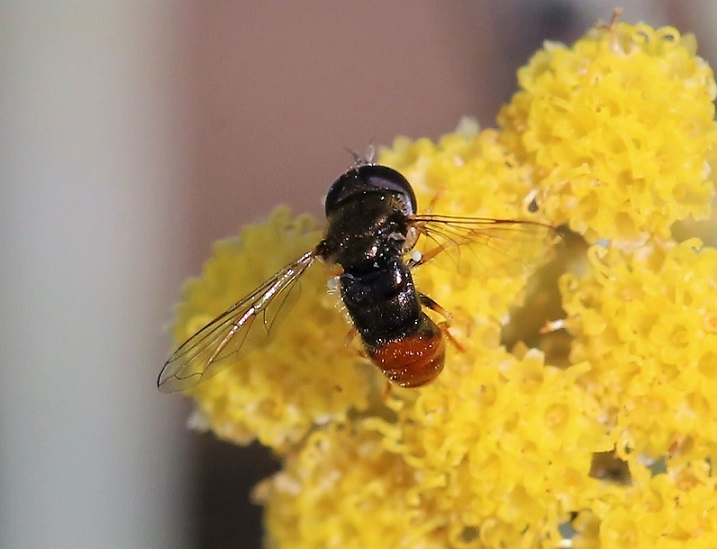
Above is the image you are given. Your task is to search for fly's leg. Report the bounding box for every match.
[419,293,466,352]
[439,323,466,353]
[382,381,393,401]
[406,243,448,269]
[424,188,445,214]
[419,294,452,323]
[405,189,448,269]
[345,325,369,358]
[347,328,390,399]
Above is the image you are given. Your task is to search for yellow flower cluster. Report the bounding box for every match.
[563,239,717,461]
[570,458,717,547]
[499,23,716,244]
[166,20,717,548]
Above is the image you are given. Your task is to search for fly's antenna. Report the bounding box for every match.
[346,147,363,166]
[363,142,376,164]
[346,142,376,168]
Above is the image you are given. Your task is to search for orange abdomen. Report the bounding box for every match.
[365,314,445,387]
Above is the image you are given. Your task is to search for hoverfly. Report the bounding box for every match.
[158,161,557,393]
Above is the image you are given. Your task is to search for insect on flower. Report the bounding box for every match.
[158,159,558,393]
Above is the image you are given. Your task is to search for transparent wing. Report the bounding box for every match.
[408,214,561,277]
[157,251,317,393]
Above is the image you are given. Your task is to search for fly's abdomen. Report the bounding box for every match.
[340,260,420,340]
[340,261,445,387]
[365,313,445,387]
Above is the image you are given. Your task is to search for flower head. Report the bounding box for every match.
[499,22,716,244]
[167,19,717,547]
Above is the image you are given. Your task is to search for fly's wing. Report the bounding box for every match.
[157,251,317,393]
[408,214,561,277]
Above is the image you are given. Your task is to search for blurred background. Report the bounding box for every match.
[1,1,715,547]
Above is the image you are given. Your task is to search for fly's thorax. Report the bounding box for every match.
[322,193,410,270]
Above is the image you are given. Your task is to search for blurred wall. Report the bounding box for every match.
[0,3,193,548]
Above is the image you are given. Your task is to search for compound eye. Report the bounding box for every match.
[361,165,417,213]
[325,164,418,217]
